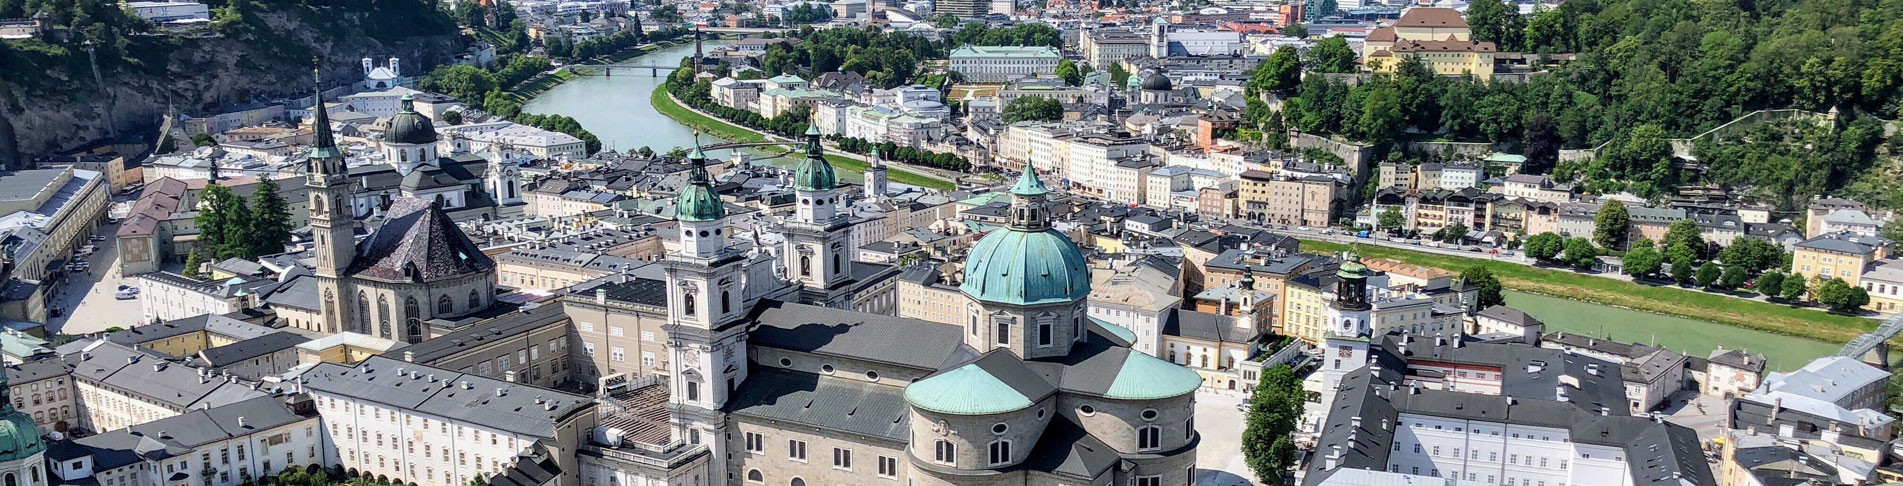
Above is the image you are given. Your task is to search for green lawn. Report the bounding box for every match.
[650,89,955,190]
[1301,239,1877,344]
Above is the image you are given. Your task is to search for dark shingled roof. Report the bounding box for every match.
[747,300,976,372]
[195,331,309,367]
[348,197,495,282]
[725,367,910,442]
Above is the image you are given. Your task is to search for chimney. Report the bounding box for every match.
[461,380,473,390]
[404,351,414,363]
[596,288,607,305]
[495,387,507,397]
[505,370,517,383]
[238,416,247,428]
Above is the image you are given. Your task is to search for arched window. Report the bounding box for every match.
[469,290,482,310]
[721,291,731,314]
[6,472,16,486]
[932,440,954,465]
[323,291,337,333]
[30,466,38,484]
[745,470,762,483]
[987,440,1011,466]
[435,194,447,207]
[1200,355,1210,368]
[789,480,804,486]
[800,255,812,277]
[405,297,420,322]
[357,292,371,333]
[438,295,453,315]
[378,295,392,337]
[683,294,696,316]
[832,254,840,275]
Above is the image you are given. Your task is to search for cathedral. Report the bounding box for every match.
[656,135,1204,485]
[271,87,503,343]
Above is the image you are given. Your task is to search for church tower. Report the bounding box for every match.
[782,125,852,295]
[0,367,47,486]
[1318,252,1376,396]
[485,144,523,207]
[864,148,888,199]
[661,137,748,473]
[959,163,1092,360]
[308,67,358,335]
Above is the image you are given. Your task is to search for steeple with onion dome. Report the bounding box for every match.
[383,93,438,175]
[674,132,727,259]
[0,366,45,467]
[782,124,853,293]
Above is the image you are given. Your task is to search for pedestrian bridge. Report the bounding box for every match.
[1836,313,1903,366]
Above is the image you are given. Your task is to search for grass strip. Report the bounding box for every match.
[650,89,955,190]
[1301,239,1874,344]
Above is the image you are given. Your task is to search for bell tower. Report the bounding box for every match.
[308,63,357,335]
[661,136,748,475]
[782,125,852,296]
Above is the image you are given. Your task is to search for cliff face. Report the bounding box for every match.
[0,10,463,158]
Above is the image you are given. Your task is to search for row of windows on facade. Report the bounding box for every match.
[343,450,502,486]
[324,397,519,448]
[1401,442,1573,469]
[966,314,1084,347]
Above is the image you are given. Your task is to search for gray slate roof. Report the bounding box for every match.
[725,367,910,442]
[748,300,976,372]
[300,356,591,439]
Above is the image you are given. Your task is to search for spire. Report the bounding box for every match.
[687,130,710,163]
[1010,160,1049,197]
[793,125,836,192]
[803,124,823,157]
[1240,267,1255,290]
[869,148,884,168]
[686,130,711,182]
[309,59,341,160]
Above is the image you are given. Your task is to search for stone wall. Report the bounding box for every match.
[1290,131,1373,177]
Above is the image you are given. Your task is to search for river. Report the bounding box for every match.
[1503,290,1842,372]
[524,41,732,154]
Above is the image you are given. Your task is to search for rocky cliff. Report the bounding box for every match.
[0,7,464,159]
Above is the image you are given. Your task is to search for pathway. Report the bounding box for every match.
[663,91,969,184]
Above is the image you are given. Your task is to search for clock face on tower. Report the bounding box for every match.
[684,348,701,368]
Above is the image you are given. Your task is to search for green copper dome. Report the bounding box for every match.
[1103,351,1203,400]
[1337,252,1371,280]
[675,149,725,222]
[905,364,1034,415]
[961,228,1090,306]
[385,94,438,145]
[0,368,44,462]
[793,127,836,192]
[1011,165,1049,196]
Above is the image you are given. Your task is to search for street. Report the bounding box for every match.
[1194,389,1257,486]
[49,198,145,336]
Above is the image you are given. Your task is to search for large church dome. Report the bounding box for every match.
[960,168,1089,306]
[385,94,438,145]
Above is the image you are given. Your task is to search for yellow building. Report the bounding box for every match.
[1789,231,1891,288]
[1364,8,1497,77]
[1282,273,1332,345]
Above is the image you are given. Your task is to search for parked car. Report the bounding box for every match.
[114,289,136,300]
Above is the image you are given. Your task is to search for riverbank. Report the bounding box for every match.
[1503,290,1838,371]
[507,38,692,101]
[1300,239,1875,344]
[649,86,957,190]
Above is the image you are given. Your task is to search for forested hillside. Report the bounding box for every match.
[0,0,463,161]
[1247,0,1903,206]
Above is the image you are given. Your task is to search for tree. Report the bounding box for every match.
[1623,239,1663,278]
[1756,272,1786,297]
[1002,96,1063,123]
[420,65,500,102]
[194,184,240,260]
[931,13,959,28]
[1464,0,1524,51]
[192,133,216,147]
[1377,207,1405,233]
[248,177,292,257]
[1817,278,1856,310]
[1670,250,1695,284]
[1462,265,1505,309]
[1107,63,1130,91]
[1718,237,1783,275]
[1661,219,1706,260]
[1781,273,1808,301]
[1248,47,1302,95]
[1593,200,1630,250]
[1303,37,1357,73]
[1720,265,1748,290]
[1522,115,1560,175]
[1695,262,1721,288]
[1242,365,1304,484]
[1282,22,1307,38]
[441,110,464,125]
[1055,59,1083,86]
[1524,232,1563,261]
[1563,237,1598,269]
[1358,83,1406,145]
[182,248,204,280]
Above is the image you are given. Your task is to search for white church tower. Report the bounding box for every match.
[661,139,749,475]
[782,125,853,294]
